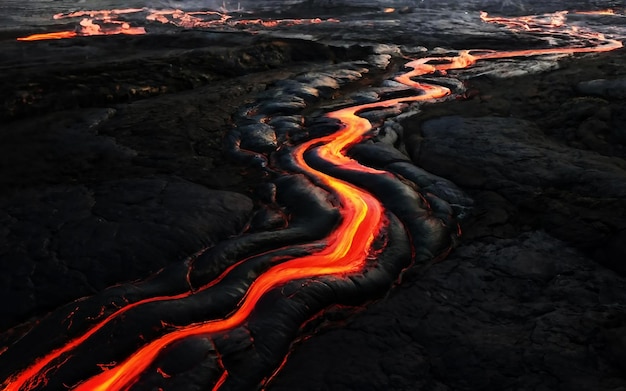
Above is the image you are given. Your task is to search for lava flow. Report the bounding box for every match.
[17,9,147,41]
[2,9,623,391]
[16,8,338,41]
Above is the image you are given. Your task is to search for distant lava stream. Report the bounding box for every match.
[1,10,623,391]
[15,8,337,41]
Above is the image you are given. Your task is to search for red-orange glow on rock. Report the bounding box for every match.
[52,9,145,20]
[144,9,231,28]
[1,290,190,390]
[576,9,616,15]
[145,9,331,29]
[3,9,624,391]
[16,17,146,41]
[16,8,337,41]
[155,368,171,379]
[17,31,78,41]
[1,248,282,390]
[211,371,229,391]
[479,11,622,53]
[70,158,385,390]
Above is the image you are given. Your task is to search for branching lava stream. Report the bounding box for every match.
[2,9,622,391]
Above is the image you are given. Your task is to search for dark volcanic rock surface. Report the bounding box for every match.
[0,39,331,332]
[411,115,626,272]
[0,178,253,331]
[269,231,626,391]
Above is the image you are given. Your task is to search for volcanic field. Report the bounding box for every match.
[1,1,625,390]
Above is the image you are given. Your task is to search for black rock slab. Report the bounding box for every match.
[0,177,253,333]
[406,115,626,274]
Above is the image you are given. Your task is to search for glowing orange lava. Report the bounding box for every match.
[17,17,146,41]
[3,9,623,391]
[16,8,338,41]
[576,9,616,16]
[17,31,78,41]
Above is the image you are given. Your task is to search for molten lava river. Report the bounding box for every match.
[1,8,622,391]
